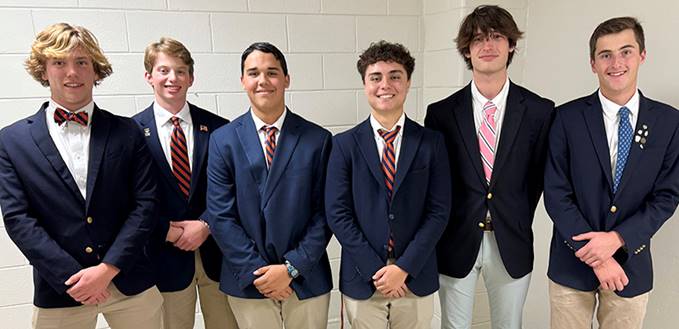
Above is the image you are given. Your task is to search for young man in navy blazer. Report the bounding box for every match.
[132,38,237,329]
[0,23,162,329]
[326,40,451,329]
[545,17,679,329]
[206,42,333,328]
[425,6,554,329]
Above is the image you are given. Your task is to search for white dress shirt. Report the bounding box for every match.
[370,112,406,171]
[471,76,510,147]
[46,100,94,199]
[599,90,639,177]
[251,108,287,168]
[154,102,194,171]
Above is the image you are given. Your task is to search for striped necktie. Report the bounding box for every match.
[378,125,401,258]
[54,108,89,126]
[478,101,497,185]
[263,126,278,169]
[170,117,191,199]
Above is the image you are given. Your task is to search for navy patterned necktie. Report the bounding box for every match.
[614,106,632,193]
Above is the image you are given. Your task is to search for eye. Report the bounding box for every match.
[621,49,632,56]
[473,35,484,43]
[267,71,278,77]
[247,71,258,77]
[390,75,402,81]
[369,75,380,82]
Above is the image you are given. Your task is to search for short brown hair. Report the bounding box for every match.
[25,23,112,87]
[456,5,523,70]
[144,37,195,76]
[356,40,415,82]
[589,17,645,60]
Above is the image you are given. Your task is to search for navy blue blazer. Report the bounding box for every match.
[206,110,333,299]
[133,103,229,292]
[544,91,679,297]
[0,102,158,308]
[425,82,554,279]
[325,117,451,300]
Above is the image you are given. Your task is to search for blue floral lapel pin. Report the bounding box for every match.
[634,124,649,149]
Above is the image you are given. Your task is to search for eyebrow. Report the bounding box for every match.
[596,44,635,56]
[368,70,404,76]
[245,67,281,72]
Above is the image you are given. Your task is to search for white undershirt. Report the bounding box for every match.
[370,112,406,171]
[251,108,287,168]
[599,90,639,177]
[153,102,194,171]
[46,100,94,199]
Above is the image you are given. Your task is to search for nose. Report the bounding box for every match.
[168,70,177,81]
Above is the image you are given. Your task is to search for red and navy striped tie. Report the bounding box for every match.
[170,117,191,199]
[54,108,88,126]
[378,125,401,257]
[263,126,278,169]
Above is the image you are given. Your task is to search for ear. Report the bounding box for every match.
[188,74,194,87]
[640,49,647,64]
[144,71,153,86]
[284,75,290,89]
[464,51,471,59]
[240,75,246,90]
[590,58,596,73]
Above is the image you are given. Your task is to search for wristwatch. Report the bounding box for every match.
[285,260,299,279]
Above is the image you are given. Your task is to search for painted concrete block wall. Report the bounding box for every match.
[0,1,423,328]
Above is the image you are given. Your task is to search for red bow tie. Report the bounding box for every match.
[54,108,89,126]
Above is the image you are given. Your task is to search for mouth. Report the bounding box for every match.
[607,70,627,77]
[479,54,498,61]
[255,89,275,95]
[164,85,182,93]
[64,82,84,88]
[377,94,395,99]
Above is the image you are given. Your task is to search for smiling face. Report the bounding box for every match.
[466,30,513,77]
[591,28,646,104]
[241,50,289,116]
[145,51,194,112]
[364,60,411,117]
[41,47,98,111]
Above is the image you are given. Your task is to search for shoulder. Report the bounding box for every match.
[427,86,468,112]
[288,112,331,139]
[511,83,555,109]
[555,94,592,115]
[189,103,230,126]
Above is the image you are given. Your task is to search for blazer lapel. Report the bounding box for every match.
[29,104,84,204]
[236,114,268,197]
[583,92,614,192]
[353,118,385,188]
[490,82,526,189]
[85,106,111,210]
[138,105,184,198]
[614,93,660,196]
[189,105,210,201]
[392,118,422,197]
[261,112,301,209]
[453,84,487,187]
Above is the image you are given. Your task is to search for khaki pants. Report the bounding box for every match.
[32,285,162,329]
[228,292,330,329]
[161,250,238,329]
[549,280,649,329]
[343,291,434,329]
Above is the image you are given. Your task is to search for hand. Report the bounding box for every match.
[171,220,210,251]
[385,283,409,298]
[253,265,293,300]
[65,263,120,304]
[593,258,629,291]
[372,264,409,298]
[166,225,184,243]
[573,231,624,267]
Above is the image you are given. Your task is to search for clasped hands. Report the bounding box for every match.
[253,265,293,301]
[64,262,120,305]
[572,231,628,291]
[166,220,210,251]
[372,264,409,298]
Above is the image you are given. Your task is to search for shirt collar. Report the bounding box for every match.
[370,112,406,137]
[48,99,95,126]
[470,76,510,108]
[251,107,287,132]
[598,89,640,120]
[154,101,192,126]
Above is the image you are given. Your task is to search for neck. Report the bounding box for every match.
[253,105,285,125]
[601,87,637,107]
[156,98,186,115]
[472,70,508,100]
[372,109,403,130]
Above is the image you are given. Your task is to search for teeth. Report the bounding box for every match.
[379,95,394,99]
[609,72,625,76]
[65,83,81,87]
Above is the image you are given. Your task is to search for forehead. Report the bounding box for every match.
[243,50,283,70]
[152,51,188,66]
[366,60,406,74]
[595,29,638,52]
[48,46,91,60]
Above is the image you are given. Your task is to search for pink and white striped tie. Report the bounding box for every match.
[478,101,497,185]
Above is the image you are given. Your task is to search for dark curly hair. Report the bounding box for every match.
[357,40,415,83]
